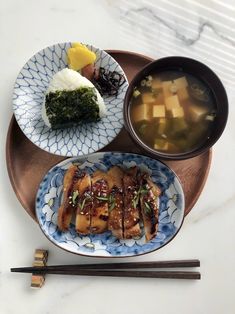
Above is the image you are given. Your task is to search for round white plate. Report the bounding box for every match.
[13,42,128,157]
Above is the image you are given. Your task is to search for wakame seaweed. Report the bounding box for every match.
[45,87,100,129]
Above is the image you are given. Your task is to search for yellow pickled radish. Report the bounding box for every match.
[71,42,85,48]
[67,42,96,71]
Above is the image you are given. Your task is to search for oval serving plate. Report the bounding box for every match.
[13,42,128,157]
[35,152,185,257]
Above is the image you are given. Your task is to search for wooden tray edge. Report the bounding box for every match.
[106,49,154,61]
[184,150,212,216]
[6,116,37,221]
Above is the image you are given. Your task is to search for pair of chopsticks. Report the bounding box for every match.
[11,259,200,280]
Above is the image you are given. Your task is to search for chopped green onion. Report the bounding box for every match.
[109,201,116,212]
[146,80,152,87]
[147,75,153,81]
[133,89,141,98]
[140,187,149,195]
[72,190,79,205]
[108,194,116,212]
[132,196,139,209]
[96,196,109,201]
[205,115,215,121]
[78,196,91,211]
[144,201,152,216]
[141,79,147,87]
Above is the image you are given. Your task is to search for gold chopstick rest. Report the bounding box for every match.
[34,249,48,262]
[31,274,45,288]
[31,249,48,288]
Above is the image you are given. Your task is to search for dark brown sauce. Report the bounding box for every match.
[99,214,109,221]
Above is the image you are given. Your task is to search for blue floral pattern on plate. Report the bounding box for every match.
[35,152,185,257]
[13,42,128,157]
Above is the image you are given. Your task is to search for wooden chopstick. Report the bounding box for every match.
[11,259,200,280]
[11,268,200,280]
[11,259,200,273]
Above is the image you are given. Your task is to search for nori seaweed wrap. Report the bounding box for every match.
[45,87,100,129]
[42,68,106,129]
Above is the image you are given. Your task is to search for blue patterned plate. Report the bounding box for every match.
[13,43,128,157]
[35,152,185,257]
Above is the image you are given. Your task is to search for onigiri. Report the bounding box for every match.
[42,68,106,129]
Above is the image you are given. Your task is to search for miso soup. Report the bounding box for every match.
[130,71,217,154]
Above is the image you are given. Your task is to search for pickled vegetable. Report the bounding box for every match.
[67,42,96,71]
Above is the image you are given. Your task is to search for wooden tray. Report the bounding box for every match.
[6,50,212,222]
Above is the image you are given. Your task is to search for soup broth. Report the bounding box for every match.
[130,70,217,154]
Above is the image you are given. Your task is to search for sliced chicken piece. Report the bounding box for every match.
[139,173,161,242]
[122,167,141,239]
[90,171,109,234]
[107,166,124,239]
[57,165,79,231]
[75,173,92,235]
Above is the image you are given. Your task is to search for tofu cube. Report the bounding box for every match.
[132,103,152,122]
[169,83,178,94]
[165,95,181,111]
[142,92,155,103]
[153,105,165,118]
[156,118,167,134]
[171,106,184,118]
[151,79,162,89]
[154,139,177,152]
[177,87,189,102]
[154,139,168,150]
[189,105,208,122]
[174,76,188,89]
[162,81,173,98]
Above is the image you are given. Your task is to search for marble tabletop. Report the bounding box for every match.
[0,0,235,313]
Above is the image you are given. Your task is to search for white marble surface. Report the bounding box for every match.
[0,0,235,313]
